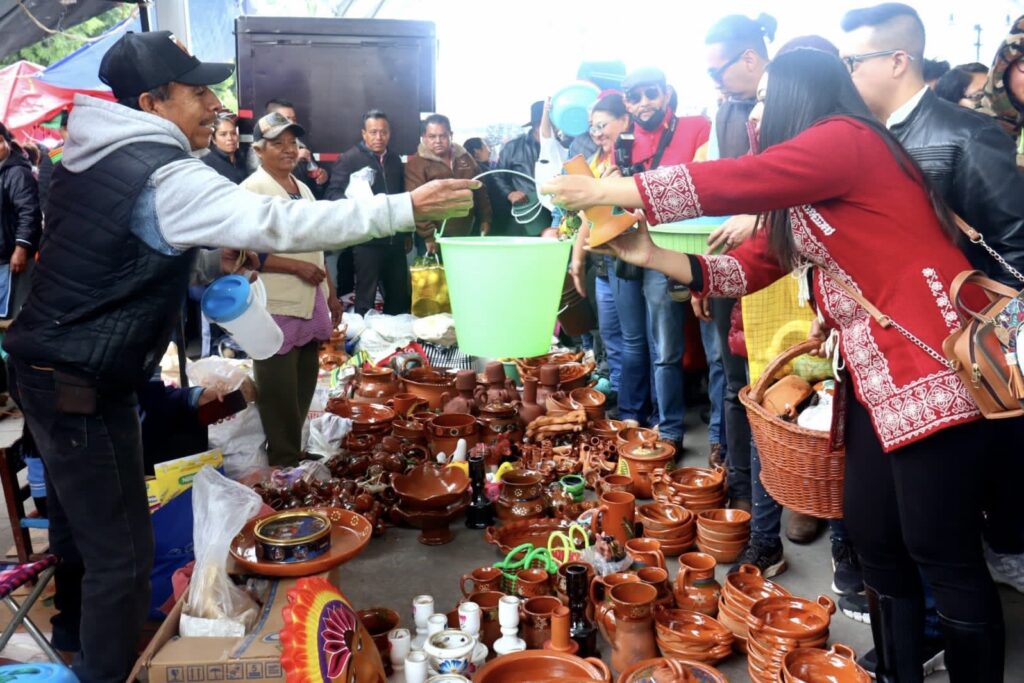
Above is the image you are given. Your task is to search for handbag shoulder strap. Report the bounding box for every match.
[820,273,892,329]
[951,213,1024,285]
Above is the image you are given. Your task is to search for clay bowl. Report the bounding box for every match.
[748,595,835,640]
[391,461,469,510]
[698,524,750,545]
[330,401,396,432]
[392,418,427,443]
[557,363,592,391]
[589,419,625,440]
[666,466,727,494]
[784,644,871,683]
[657,538,697,558]
[617,657,729,683]
[569,387,606,420]
[403,368,457,410]
[723,565,790,612]
[637,502,693,532]
[643,524,696,542]
[697,508,752,533]
[696,538,747,564]
[654,607,734,649]
[617,427,659,446]
[472,650,611,682]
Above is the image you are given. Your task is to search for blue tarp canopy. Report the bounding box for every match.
[35,15,140,91]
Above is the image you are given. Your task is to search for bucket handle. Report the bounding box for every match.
[436,169,543,239]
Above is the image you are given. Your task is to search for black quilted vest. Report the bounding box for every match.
[5,141,197,388]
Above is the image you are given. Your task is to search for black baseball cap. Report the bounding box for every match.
[622,67,668,90]
[526,100,544,127]
[99,31,234,99]
[252,111,306,143]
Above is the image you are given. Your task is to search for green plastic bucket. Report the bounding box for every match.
[438,236,571,358]
[649,216,730,255]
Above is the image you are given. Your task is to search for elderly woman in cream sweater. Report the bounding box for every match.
[242,112,343,466]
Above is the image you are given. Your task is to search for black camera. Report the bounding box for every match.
[615,133,644,177]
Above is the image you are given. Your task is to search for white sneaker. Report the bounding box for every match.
[984,545,1024,594]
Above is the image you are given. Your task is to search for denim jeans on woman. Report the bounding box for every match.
[642,268,687,443]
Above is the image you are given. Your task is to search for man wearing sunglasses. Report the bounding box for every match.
[841,3,1024,678]
[614,67,710,455]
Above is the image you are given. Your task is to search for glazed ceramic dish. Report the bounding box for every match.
[229,507,372,576]
[784,644,872,683]
[617,657,729,683]
[748,595,836,638]
[471,650,611,682]
[483,518,575,554]
[392,462,470,509]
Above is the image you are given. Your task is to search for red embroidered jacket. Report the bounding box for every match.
[635,116,985,452]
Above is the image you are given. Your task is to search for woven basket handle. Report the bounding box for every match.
[748,339,824,404]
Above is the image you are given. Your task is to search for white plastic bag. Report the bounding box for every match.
[306,414,353,458]
[182,467,264,636]
[187,357,250,395]
[208,405,267,481]
[413,313,457,347]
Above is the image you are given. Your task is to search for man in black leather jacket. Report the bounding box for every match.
[842,4,1024,288]
[493,101,551,236]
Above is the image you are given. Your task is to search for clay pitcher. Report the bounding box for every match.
[625,537,666,571]
[674,552,722,617]
[636,566,674,609]
[592,490,637,549]
[599,582,658,675]
[518,377,546,426]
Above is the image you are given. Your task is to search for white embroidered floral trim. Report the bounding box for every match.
[704,255,748,298]
[922,268,961,334]
[637,164,702,225]
[789,207,979,450]
[802,205,836,236]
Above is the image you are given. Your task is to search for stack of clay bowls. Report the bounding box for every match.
[636,503,695,557]
[651,465,726,511]
[696,509,751,563]
[746,595,836,683]
[653,607,734,664]
[783,644,872,682]
[717,564,790,654]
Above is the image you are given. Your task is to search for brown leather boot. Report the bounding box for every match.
[708,443,724,467]
[785,511,825,544]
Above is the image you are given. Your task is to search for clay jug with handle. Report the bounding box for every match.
[674,551,722,617]
[599,582,658,675]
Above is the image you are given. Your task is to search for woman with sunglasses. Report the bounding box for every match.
[543,48,1012,682]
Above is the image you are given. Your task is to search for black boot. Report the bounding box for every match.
[939,613,1004,682]
[863,585,925,683]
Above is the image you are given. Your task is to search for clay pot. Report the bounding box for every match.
[625,538,666,571]
[783,644,871,683]
[356,607,400,673]
[617,439,676,499]
[483,361,519,404]
[478,402,524,446]
[598,474,634,497]
[518,377,546,425]
[521,595,562,649]
[598,582,658,675]
[387,391,428,418]
[589,419,624,441]
[403,368,456,410]
[496,469,546,523]
[460,566,504,597]
[351,366,402,402]
[426,413,479,457]
[463,590,505,651]
[471,650,611,683]
[569,387,606,421]
[392,419,427,447]
[674,552,721,617]
[391,461,470,510]
[636,567,673,609]
[515,568,551,599]
[442,370,482,415]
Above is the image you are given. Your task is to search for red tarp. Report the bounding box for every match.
[0,59,113,140]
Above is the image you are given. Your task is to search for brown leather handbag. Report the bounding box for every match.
[824,215,1024,419]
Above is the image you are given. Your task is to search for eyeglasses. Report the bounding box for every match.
[626,86,662,104]
[963,90,986,103]
[842,49,913,73]
[708,50,748,84]
[589,121,609,135]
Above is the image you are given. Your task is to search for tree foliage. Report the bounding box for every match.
[0,5,135,68]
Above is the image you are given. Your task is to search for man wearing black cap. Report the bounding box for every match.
[2,31,474,683]
[493,100,551,235]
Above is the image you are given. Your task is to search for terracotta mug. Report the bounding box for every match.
[520,595,562,650]
[464,590,504,650]
[460,566,504,597]
[388,392,428,418]
[589,571,641,625]
[625,537,666,571]
[598,582,658,675]
[599,473,634,497]
[356,607,400,674]
[515,567,551,599]
[674,551,722,617]
[636,566,673,609]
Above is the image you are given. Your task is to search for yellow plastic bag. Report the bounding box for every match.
[410,254,451,317]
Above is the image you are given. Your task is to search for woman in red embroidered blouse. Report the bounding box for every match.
[543,49,1014,682]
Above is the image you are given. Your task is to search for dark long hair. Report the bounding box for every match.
[757,48,957,268]
[0,122,24,158]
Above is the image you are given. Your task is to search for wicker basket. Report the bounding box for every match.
[739,340,845,519]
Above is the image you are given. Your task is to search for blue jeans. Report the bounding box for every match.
[643,268,686,442]
[595,273,622,392]
[701,319,725,447]
[751,440,783,545]
[606,266,652,424]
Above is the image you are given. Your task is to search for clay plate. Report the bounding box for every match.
[391,462,470,509]
[483,518,576,555]
[229,507,372,577]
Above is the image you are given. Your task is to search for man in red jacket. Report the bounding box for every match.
[615,67,710,451]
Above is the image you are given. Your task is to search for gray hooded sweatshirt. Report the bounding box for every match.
[62,94,414,255]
